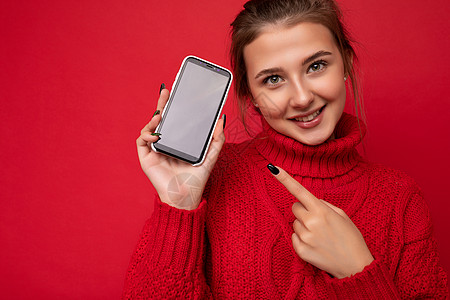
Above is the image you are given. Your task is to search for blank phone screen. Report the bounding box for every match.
[154,58,231,164]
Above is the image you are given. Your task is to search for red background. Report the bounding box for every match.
[1,0,449,298]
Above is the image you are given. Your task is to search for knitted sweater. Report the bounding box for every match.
[123,113,449,299]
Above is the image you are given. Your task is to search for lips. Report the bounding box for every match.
[290,105,326,123]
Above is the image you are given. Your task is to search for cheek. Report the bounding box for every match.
[252,89,287,120]
[315,74,346,104]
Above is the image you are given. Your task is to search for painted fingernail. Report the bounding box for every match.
[222,114,226,129]
[267,163,279,175]
[153,109,160,117]
[159,83,165,94]
[151,132,162,136]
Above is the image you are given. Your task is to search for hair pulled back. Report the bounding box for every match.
[230,0,363,127]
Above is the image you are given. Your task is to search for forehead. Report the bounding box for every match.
[244,22,339,74]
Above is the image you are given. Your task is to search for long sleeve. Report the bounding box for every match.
[324,191,449,299]
[122,196,212,299]
[122,112,450,298]
[394,191,449,298]
[320,258,399,298]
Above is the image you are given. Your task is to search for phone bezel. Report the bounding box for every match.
[151,55,233,166]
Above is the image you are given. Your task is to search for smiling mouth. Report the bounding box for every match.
[290,105,326,122]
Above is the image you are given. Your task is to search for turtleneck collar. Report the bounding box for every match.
[254,112,366,179]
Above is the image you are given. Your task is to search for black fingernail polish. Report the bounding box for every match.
[222,114,226,129]
[159,83,165,94]
[153,109,160,117]
[151,132,162,136]
[267,163,279,175]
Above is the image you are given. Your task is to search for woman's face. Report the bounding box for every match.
[244,22,347,146]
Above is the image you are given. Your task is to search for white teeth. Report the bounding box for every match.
[294,109,321,122]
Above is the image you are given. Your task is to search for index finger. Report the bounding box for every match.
[267,164,319,211]
[157,87,170,113]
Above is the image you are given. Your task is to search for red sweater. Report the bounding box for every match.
[123,113,449,299]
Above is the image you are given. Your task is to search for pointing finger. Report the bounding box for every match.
[267,164,319,211]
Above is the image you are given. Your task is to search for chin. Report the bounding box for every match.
[293,126,334,146]
[298,136,329,146]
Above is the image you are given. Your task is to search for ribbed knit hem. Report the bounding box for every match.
[147,196,208,274]
[324,259,400,299]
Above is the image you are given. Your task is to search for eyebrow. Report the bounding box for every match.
[302,50,332,66]
[254,50,333,80]
[254,67,284,80]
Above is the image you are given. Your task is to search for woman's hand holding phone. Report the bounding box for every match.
[136,86,226,210]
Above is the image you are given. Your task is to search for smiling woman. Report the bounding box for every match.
[123,0,449,298]
[244,23,347,145]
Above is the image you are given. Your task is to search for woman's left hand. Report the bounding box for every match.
[268,165,374,279]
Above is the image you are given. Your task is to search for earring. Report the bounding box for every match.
[253,102,259,107]
[344,76,348,81]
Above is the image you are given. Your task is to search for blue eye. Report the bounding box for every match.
[308,60,328,73]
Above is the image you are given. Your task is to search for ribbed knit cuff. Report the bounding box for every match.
[324,259,400,299]
[147,196,208,274]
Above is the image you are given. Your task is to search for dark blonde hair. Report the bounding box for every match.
[230,0,364,130]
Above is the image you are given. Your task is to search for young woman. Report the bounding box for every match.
[124,0,449,298]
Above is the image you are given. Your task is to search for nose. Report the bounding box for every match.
[289,77,314,109]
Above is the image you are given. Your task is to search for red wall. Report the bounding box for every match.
[1,0,449,298]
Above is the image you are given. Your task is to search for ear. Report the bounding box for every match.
[246,82,259,108]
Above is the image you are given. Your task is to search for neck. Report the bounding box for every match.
[254,113,366,183]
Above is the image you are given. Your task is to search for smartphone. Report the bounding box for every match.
[152,56,233,166]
